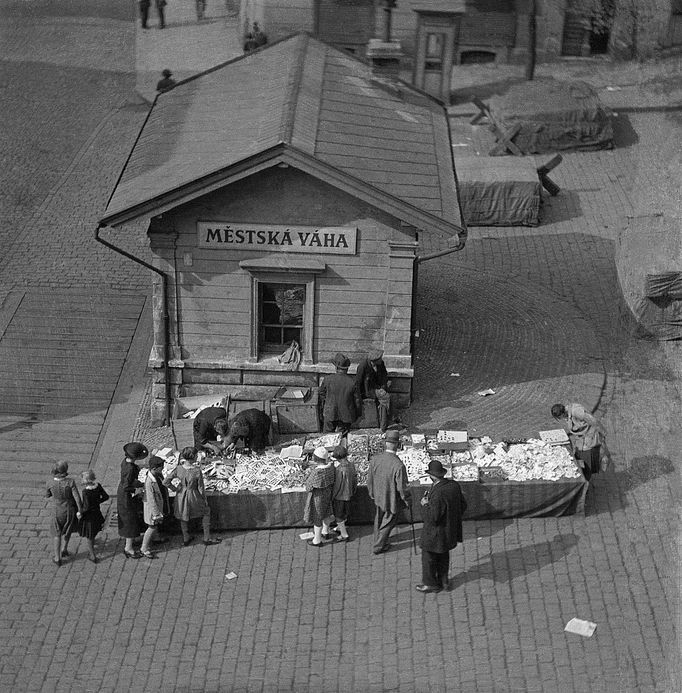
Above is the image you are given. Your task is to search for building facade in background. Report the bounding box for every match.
[237,0,681,68]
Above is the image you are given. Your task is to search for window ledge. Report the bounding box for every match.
[240,257,326,274]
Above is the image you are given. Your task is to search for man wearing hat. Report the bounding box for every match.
[318,353,362,436]
[416,459,467,593]
[367,429,410,554]
[156,69,176,93]
[355,349,391,432]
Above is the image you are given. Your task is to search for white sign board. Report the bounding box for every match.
[197,222,357,255]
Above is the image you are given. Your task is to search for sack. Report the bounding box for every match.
[278,340,302,371]
[150,513,164,526]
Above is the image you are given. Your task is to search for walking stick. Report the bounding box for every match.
[409,496,417,555]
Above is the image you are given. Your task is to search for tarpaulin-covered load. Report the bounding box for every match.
[488,79,614,155]
[616,215,682,340]
[456,156,541,226]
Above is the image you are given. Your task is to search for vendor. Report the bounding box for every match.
[223,408,272,454]
[192,405,228,455]
[551,402,606,481]
[355,350,391,432]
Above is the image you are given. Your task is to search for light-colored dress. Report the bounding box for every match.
[165,465,209,521]
[303,463,335,525]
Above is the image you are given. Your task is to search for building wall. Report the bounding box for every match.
[147,166,417,421]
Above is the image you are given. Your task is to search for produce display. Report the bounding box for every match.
[347,434,369,485]
[470,437,580,481]
[396,447,432,482]
[150,429,581,495]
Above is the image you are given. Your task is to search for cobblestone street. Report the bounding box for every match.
[0,2,680,691]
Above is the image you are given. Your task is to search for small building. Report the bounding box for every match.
[99,34,465,426]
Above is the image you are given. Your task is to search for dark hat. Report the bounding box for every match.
[331,445,348,459]
[426,459,447,478]
[123,442,148,460]
[332,352,350,370]
[162,69,173,77]
[368,349,383,362]
[385,430,401,444]
[148,455,165,470]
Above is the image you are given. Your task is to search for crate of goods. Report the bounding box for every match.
[433,430,469,452]
[538,429,570,446]
[479,466,507,481]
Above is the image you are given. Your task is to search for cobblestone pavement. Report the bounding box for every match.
[0,3,681,690]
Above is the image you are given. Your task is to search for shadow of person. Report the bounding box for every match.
[586,454,678,517]
[451,533,580,589]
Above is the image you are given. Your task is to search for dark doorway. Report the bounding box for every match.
[460,50,496,64]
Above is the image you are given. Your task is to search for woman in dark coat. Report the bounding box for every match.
[117,441,148,559]
[78,469,109,563]
[46,460,83,566]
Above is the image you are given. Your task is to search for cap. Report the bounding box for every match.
[331,445,347,459]
[368,349,383,362]
[162,69,173,77]
[313,446,329,461]
[123,442,149,460]
[385,430,400,444]
[332,352,350,370]
[426,459,447,477]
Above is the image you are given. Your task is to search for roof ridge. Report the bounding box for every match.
[280,34,309,144]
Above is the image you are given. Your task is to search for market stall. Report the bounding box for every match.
[152,430,587,530]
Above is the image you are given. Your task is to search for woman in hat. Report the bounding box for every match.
[303,447,336,547]
[117,441,148,558]
[163,447,221,547]
[78,469,109,563]
[330,445,357,541]
[46,460,83,566]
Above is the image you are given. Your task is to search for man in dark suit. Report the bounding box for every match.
[355,349,391,432]
[222,408,272,453]
[192,405,228,454]
[318,353,361,436]
[416,459,467,593]
[367,429,410,554]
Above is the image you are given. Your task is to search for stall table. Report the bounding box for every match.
[205,475,587,530]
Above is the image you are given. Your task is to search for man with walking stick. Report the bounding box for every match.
[415,459,467,593]
[367,430,410,555]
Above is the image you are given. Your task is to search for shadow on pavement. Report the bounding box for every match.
[452,532,579,586]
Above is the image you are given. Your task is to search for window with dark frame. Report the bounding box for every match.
[258,283,305,354]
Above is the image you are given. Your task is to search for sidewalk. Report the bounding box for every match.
[135,0,242,101]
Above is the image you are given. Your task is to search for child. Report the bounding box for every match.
[140,455,170,558]
[303,447,336,547]
[78,470,110,563]
[330,445,357,542]
[46,461,83,566]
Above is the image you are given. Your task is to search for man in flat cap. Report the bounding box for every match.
[318,353,361,436]
[416,459,467,593]
[355,349,391,432]
[193,405,228,455]
[367,429,410,554]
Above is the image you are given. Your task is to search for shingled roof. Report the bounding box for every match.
[101,33,463,236]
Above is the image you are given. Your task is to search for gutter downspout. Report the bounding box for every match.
[95,223,172,427]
